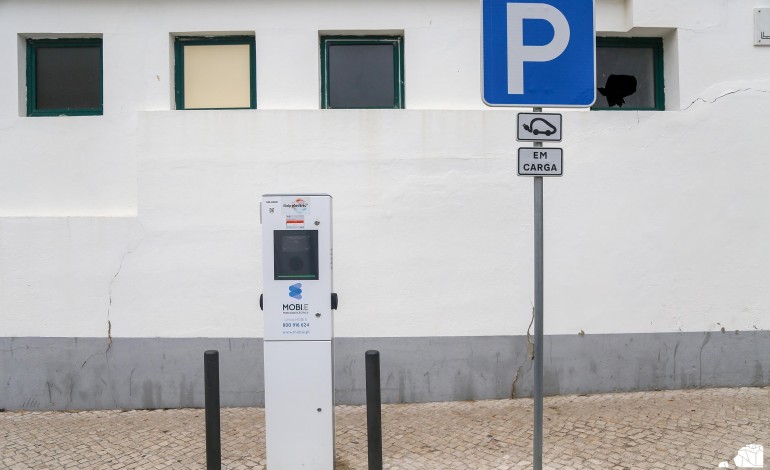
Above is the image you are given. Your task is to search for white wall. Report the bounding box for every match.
[0,0,769,339]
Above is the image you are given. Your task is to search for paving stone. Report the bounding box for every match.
[0,387,768,469]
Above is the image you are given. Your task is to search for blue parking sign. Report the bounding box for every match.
[482,0,596,107]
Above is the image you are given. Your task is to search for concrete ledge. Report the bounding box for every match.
[1,332,768,410]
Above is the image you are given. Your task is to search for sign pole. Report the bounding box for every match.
[480,1,595,465]
[532,108,544,470]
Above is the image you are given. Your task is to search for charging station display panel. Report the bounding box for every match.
[274,230,319,280]
[261,194,333,342]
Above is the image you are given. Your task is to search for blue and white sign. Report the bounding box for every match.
[482,0,596,107]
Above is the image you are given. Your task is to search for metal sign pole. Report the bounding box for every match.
[480,1,593,466]
[533,175,544,470]
[532,109,544,470]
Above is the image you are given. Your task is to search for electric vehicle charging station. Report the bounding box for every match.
[260,194,337,470]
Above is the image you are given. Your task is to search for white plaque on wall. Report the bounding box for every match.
[755,9,770,45]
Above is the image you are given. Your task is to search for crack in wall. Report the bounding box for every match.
[80,352,103,369]
[99,229,145,409]
[105,227,146,348]
[526,306,535,360]
[510,366,521,398]
[511,306,536,398]
[683,87,770,111]
[64,350,110,408]
[107,248,133,353]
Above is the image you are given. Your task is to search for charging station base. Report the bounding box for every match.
[264,340,335,469]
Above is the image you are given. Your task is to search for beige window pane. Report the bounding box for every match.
[183,44,251,109]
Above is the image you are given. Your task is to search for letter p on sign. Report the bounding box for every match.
[507,4,570,95]
[482,0,596,107]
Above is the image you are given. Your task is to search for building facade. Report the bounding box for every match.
[1,0,769,410]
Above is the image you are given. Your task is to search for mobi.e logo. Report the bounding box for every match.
[283,198,308,214]
[289,283,302,300]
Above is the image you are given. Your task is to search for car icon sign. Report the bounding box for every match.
[522,118,557,136]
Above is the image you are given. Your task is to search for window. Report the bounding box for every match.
[174,36,256,110]
[26,38,103,116]
[320,36,404,109]
[593,37,664,111]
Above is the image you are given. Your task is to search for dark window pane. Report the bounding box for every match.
[328,44,395,108]
[595,46,655,109]
[35,46,101,110]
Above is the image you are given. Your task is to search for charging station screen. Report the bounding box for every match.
[273,230,319,280]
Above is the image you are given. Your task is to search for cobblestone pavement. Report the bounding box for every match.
[1,387,768,469]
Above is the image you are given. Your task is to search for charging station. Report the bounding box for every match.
[260,194,337,469]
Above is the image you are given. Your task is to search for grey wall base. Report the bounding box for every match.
[1,332,768,411]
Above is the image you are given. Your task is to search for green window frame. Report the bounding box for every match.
[320,35,404,109]
[593,37,664,111]
[174,36,257,110]
[26,38,103,117]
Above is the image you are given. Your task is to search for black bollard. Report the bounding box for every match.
[204,350,221,470]
[365,350,383,470]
